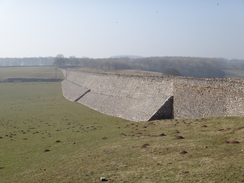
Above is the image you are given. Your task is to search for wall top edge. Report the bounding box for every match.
[65,69,244,84]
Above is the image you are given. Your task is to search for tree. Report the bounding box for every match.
[164,68,182,76]
[53,54,66,68]
[69,56,81,67]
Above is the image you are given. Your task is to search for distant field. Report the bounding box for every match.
[0,67,64,81]
[76,67,244,79]
[75,68,170,77]
[0,81,243,182]
[224,69,244,79]
[113,69,165,76]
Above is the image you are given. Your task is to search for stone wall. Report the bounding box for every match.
[173,84,227,119]
[227,89,244,116]
[61,70,244,121]
[61,80,90,102]
[62,70,173,121]
[173,79,244,119]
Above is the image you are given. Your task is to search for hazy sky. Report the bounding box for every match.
[0,0,244,59]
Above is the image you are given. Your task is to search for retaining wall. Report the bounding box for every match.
[61,80,90,101]
[62,70,173,121]
[173,79,244,119]
[173,84,227,119]
[61,70,244,121]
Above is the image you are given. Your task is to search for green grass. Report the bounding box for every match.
[0,82,243,183]
[0,82,131,182]
[224,69,244,79]
[0,67,64,81]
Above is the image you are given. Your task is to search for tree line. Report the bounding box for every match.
[0,57,54,67]
[1,55,243,78]
[54,55,244,78]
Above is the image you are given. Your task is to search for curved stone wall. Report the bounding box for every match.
[61,70,244,121]
[62,70,173,121]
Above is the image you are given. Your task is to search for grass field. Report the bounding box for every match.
[0,83,243,183]
[0,67,64,81]
[0,67,243,182]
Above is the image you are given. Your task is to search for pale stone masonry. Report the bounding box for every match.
[61,70,244,121]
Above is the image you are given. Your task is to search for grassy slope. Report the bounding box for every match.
[0,82,243,183]
[223,70,244,79]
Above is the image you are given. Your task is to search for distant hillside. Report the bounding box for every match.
[110,55,143,59]
[81,56,243,78]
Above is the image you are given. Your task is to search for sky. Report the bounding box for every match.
[0,0,244,59]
